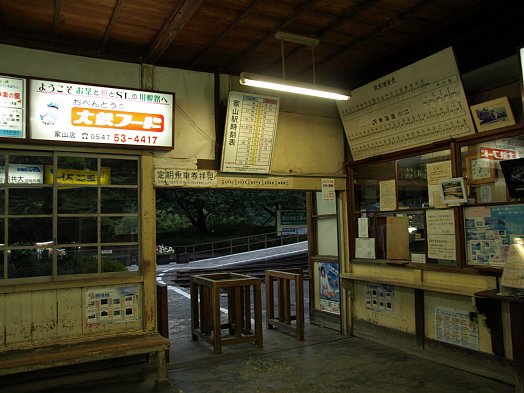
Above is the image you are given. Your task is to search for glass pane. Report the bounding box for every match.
[101,188,137,214]
[57,246,98,275]
[58,188,97,214]
[461,135,524,204]
[397,150,450,209]
[57,217,97,244]
[101,216,138,242]
[353,162,395,211]
[0,218,4,245]
[102,245,138,271]
[9,218,53,245]
[8,154,51,185]
[0,251,4,279]
[101,158,138,185]
[0,190,4,214]
[8,247,52,278]
[317,217,338,256]
[464,205,524,267]
[56,156,98,185]
[9,188,53,214]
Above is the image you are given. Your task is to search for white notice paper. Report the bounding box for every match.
[379,179,396,211]
[355,238,376,259]
[358,217,369,238]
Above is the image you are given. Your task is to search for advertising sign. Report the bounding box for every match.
[0,164,43,184]
[29,79,173,148]
[318,262,340,315]
[0,75,25,138]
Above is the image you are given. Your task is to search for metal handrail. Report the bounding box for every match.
[170,231,307,262]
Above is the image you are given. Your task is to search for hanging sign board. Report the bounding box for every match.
[0,75,26,138]
[29,79,174,149]
[221,91,279,174]
[337,47,475,161]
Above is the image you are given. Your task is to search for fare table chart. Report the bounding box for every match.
[337,47,475,161]
[221,91,279,174]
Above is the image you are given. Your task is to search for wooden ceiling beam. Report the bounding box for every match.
[52,0,62,44]
[262,0,380,76]
[188,0,261,68]
[144,0,204,65]
[99,0,125,53]
[223,0,318,73]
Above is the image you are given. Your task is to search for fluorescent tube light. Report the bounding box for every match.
[239,72,350,101]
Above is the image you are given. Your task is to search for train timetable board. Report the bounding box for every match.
[337,47,475,161]
[221,91,279,174]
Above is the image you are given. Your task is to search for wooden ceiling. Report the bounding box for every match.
[1,1,523,89]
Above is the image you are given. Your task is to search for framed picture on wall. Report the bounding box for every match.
[439,177,468,204]
[469,96,516,132]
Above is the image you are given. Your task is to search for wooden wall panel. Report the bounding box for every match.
[56,288,83,339]
[5,293,32,345]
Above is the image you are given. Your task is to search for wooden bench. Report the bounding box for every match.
[0,333,170,384]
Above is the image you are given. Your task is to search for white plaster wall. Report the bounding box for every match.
[0,44,140,88]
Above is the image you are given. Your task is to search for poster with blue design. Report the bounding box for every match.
[319,262,340,315]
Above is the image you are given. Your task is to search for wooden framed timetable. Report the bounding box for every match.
[221,91,279,174]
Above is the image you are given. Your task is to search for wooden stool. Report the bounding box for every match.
[265,269,304,340]
[190,272,263,353]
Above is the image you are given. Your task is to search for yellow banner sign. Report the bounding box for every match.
[45,166,111,185]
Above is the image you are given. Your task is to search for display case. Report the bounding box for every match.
[352,149,457,267]
[350,129,524,271]
[459,133,524,267]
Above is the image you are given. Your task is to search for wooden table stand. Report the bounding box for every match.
[190,272,263,354]
[265,269,304,341]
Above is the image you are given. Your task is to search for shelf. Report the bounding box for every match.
[341,272,491,297]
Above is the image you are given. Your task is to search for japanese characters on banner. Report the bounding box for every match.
[154,168,218,187]
[0,75,25,138]
[221,91,279,174]
[29,79,173,148]
[337,47,475,161]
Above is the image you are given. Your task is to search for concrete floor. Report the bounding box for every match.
[165,322,514,393]
[2,312,515,393]
[2,274,516,393]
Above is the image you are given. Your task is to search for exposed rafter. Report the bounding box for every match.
[188,0,260,68]
[99,0,125,53]
[223,0,318,73]
[52,0,62,45]
[145,0,204,65]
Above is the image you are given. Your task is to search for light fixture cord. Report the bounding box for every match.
[281,39,286,80]
[312,45,316,85]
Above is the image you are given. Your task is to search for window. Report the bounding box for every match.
[0,151,140,280]
[460,134,524,267]
[352,150,453,266]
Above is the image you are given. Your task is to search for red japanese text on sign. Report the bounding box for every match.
[480,147,518,161]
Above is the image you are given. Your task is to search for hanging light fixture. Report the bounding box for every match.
[239,32,350,101]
